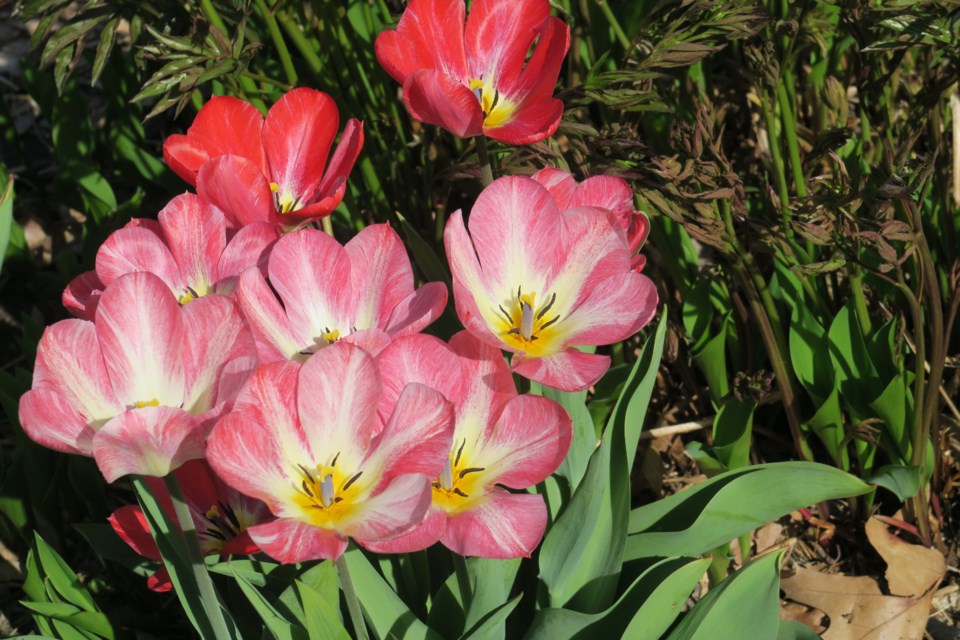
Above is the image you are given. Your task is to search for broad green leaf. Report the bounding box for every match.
[866,464,922,501]
[296,580,350,640]
[34,533,97,611]
[532,384,595,491]
[396,212,451,286]
[690,320,730,404]
[540,311,667,611]
[0,176,13,268]
[275,561,339,628]
[459,594,521,640]
[868,372,912,462]
[682,279,716,352]
[463,557,520,637]
[344,549,442,640]
[803,383,847,468]
[74,523,153,576]
[665,549,786,639]
[789,309,833,403]
[231,568,305,640]
[711,398,755,471]
[828,302,880,413]
[624,462,872,560]
[684,441,725,476]
[527,557,710,640]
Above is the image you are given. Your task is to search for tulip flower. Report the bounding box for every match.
[235,224,447,362]
[63,193,278,318]
[375,0,569,145]
[162,88,363,227]
[366,332,571,558]
[532,167,650,271]
[19,272,257,482]
[445,176,658,391]
[109,460,269,591]
[206,342,454,562]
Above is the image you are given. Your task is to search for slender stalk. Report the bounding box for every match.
[848,263,873,337]
[336,554,369,640]
[200,0,264,110]
[476,137,495,187]
[759,90,793,237]
[164,474,232,640]
[277,12,324,75]
[254,0,297,85]
[322,215,334,237]
[595,0,632,51]
[453,554,472,603]
[775,79,807,199]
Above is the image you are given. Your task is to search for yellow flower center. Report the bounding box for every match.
[198,501,255,553]
[469,77,516,129]
[270,182,300,214]
[289,454,365,528]
[494,286,561,356]
[134,398,160,409]
[432,439,488,514]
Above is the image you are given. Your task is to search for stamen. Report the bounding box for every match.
[498,304,513,323]
[203,528,227,541]
[319,474,335,508]
[440,459,453,491]
[539,315,561,331]
[453,488,470,498]
[301,480,313,497]
[342,471,363,491]
[459,467,484,478]
[221,501,241,531]
[454,439,466,466]
[537,292,557,320]
[331,452,340,467]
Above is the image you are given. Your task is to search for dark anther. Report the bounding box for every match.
[498,304,513,323]
[301,480,313,497]
[454,439,467,465]
[539,315,560,331]
[331,452,340,467]
[453,488,470,498]
[537,292,557,320]
[342,471,363,491]
[459,467,484,478]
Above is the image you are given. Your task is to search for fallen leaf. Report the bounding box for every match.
[780,517,946,640]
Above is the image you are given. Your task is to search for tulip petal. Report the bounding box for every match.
[361,507,445,554]
[339,328,393,358]
[511,348,611,392]
[19,388,96,455]
[476,394,571,487]
[95,273,186,408]
[181,295,256,415]
[248,518,348,563]
[216,222,278,292]
[262,88,338,207]
[63,271,103,320]
[442,489,546,558]
[158,193,226,297]
[342,474,434,543]
[315,119,364,205]
[367,382,453,483]
[235,267,305,362]
[374,0,467,82]
[95,227,182,293]
[344,224,414,332]
[403,69,484,139]
[93,406,206,482]
[448,330,516,437]
[568,175,634,219]
[109,505,162,560]
[268,229,354,345]
[30,319,120,427]
[531,167,577,209]
[500,16,569,102]
[198,155,277,228]
[464,0,551,87]
[560,271,659,346]
[483,96,563,145]
[297,343,382,468]
[384,281,448,337]
[163,96,265,185]
[445,212,504,345]
[375,334,462,422]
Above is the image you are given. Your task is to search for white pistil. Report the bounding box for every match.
[440,459,453,491]
[520,300,535,340]
[319,474,335,508]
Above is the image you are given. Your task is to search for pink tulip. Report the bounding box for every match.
[365,332,571,558]
[206,342,454,563]
[163,88,364,227]
[445,176,658,391]
[375,0,569,145]
[235,224,447,362]
[109,460,269,591]
[19,272,257,482]
[63,193,278,318]
[532,168,650,271]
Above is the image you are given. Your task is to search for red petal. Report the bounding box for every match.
[464,0,551,88]
[374,0,467,83]
[108,505,162,560]
[403,69,484,138]
[62,271,103,320]
[197,155,278,228]
[315,118,364,205]
[483,96,563,145]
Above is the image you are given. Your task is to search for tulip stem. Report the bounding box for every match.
[476,137,495,187]
[336,553,369,640]
[322,215,335,237]
[165,474,233,640]
[453,554,472,603]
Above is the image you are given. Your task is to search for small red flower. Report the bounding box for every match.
[375,0,569,145]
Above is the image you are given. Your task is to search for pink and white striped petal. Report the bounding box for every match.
[445,213,502,340]
[31,319,120,425]
[442,490,547,558]
[375,334,463,422]
[62,271,103,320]
[181,294,257,415]
[93,406,206,482]
[475,394,571,488]
[247,518,348,563]
[158,193,226,297]
[268,229,354,346]
[360,507,445,554]
[448,331,516,439]
[531,168,577,209]
[95,227,182,294]
[341,473,434,542]
[560,271,658,346]
[384,282,448,337]
[511,349,611,392]
[19,388,97,455]
[344,224,414,331]
[235,268,305,362]
[297,343,383,468]
[215,223,278,293]
[95,273,186,408]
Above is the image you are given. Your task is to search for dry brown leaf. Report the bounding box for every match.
[755,520,785,554]
[780,517,946,640]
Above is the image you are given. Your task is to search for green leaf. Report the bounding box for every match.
[462,557,520,638]
[460,594,521,640]
[625,463,872,560]
[533,385,595,491]
[665,549,786,639]
[803,382,847,468]
[865,464,922,501]
[275,561,339,627]
[828,302,880,413]
[527,557,710,640]
[789,309,833,403]
[344,549,442,640]
[0,176,13,268]
[34,533,97,611]
[231,567,306,640]
[868,372,912,462]
[74,523,153,576]
[711,398,755,471]
[395,213,451,286]
[296,579,350,640]
[540,311,667,611]
[91,15,119,85]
